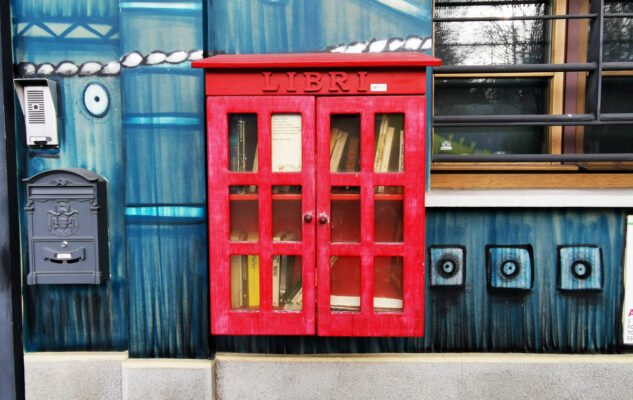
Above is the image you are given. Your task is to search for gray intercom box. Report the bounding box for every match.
[24,169,109,284]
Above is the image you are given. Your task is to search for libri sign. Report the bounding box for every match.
[192,53,438,96]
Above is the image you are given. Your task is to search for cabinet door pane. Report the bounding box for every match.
[330,256,361,312]
[273,255,302,311]
[272,185,301,242]
[374,256,403,313]
[330,186,360,243]
[228,114,258,172]
[229,186,258,241]
[374,186,403,243]
[231,255,260,310]
[330,114,361,173]
[271,114,302,172]
[374,114,404,173]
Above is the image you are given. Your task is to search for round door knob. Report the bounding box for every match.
[304,214,313,223]
[319,216,328,225]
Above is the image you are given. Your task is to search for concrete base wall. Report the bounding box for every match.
[24,352,633,400]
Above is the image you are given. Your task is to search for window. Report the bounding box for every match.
[432,0,633,188]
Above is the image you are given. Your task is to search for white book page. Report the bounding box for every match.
[271,114,302,172]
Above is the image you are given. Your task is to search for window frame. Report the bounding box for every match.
[430,0,633,188]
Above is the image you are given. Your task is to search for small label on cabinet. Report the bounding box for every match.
[370,83,387,92]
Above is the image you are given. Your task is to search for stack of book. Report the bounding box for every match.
[373,115,404,191]
[330,127,361,172]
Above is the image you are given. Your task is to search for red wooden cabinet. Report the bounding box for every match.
[194,52,440,336]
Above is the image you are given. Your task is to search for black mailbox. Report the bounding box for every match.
[24,168,109,284]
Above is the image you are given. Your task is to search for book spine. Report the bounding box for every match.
[238,119,246,172]
[374,115,389,171]
[272,256,280,307]
[247,255,259,308]
[241,255,248,307]
[230,255,242,309]
[377,127,395,193]
[330,130,348,172]
[280,255,288,300]
[398,129,404,172]
[345,136,360,172]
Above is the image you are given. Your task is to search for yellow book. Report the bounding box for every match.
[247,254,260,308]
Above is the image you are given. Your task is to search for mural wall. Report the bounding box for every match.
[10,0,626,357]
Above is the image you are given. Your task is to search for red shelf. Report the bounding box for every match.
[229,194,303,201]
[328,194,404,201]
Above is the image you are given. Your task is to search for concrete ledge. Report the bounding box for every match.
[426,188,633,207]
[122,358,214,400]
[23,352,633,399]
[214,353,633,400]
[24,351,128,400]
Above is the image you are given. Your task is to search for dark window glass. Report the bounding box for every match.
[435,0,549,65]
[584,76,633,153]
[434,78,548,155]
[603,1,633,62]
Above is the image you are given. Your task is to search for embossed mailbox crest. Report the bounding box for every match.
[24,168,109,284]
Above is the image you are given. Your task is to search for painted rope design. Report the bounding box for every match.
[15,35,431,77]
[17,49,204,77]
[325,35,432,54]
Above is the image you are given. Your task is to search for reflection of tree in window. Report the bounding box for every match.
[435,0,547,65]
[603,1,633,62]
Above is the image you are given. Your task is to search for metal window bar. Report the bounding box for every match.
[432,0,633,163]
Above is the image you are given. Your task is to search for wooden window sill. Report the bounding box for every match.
[430,172,633,189]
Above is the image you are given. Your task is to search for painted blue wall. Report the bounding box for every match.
[10,0,627,357]
[13,0,127,351]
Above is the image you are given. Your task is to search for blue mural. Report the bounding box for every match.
[13,0,127,352]
[10,0,628,357]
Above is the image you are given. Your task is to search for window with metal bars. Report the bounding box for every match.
[432,0,633,177]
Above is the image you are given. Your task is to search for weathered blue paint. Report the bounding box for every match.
[12,0,128,352]
[213,209,625,353]
[120,0,208,358]
[209,0,432,54]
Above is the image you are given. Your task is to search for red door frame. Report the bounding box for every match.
[315,96,426,337]
[207,96,316,335]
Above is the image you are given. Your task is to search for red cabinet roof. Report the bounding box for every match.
[192,52,441,69]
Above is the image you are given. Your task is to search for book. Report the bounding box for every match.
[245,231,259,309]
[272,255,281,307]
[238,118,247,172]
[230,254,243,309]
[398,129,404,172]
[330,127,339,155]
[344,136,360,172]
[330,128,349,172]
[247,254,259,308]
[271,114,302,172]
[241,255,248,307]
[376,126,396,193]
[374,115,389,172]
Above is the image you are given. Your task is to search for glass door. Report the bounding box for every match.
[316,96,426,336]
[207,96,316,335]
